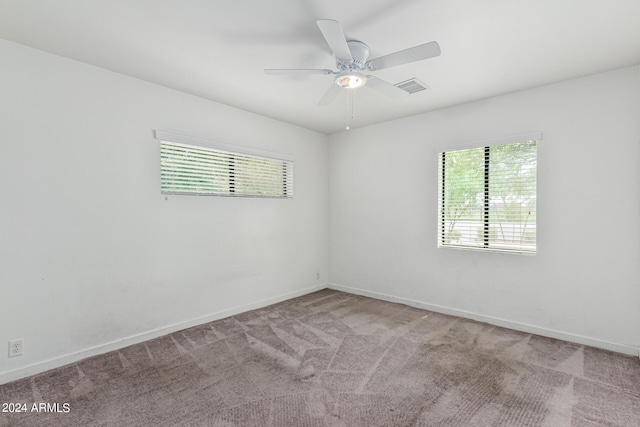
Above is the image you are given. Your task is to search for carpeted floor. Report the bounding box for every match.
[1,289,639,426]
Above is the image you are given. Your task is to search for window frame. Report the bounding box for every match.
[154,130,294,199]
[437,132,540,255]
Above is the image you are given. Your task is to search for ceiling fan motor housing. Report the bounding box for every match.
[337,40,370,70]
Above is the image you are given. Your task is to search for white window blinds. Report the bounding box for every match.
[155,131,293,198]
[438,139,537,254]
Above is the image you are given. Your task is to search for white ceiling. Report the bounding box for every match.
[1,0,639,134]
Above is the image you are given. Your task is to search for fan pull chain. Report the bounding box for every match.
[352,90,355,120]
[346,89,354,131]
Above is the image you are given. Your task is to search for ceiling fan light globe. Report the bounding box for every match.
[335,73,366,89]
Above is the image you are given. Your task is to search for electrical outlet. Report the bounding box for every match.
[8,339,23,357]
[316,271,320,280]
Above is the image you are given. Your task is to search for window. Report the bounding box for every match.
[438,136,537,254]
[155,130,293,198]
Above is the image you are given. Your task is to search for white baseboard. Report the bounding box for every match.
[328,283,639,357]
[0,284,325,385]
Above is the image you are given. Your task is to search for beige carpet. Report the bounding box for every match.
[1,289,639,426]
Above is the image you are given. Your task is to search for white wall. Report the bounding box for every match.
[329,66,640,355]
[0,39,329,383]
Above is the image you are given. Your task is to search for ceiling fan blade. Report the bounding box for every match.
[366,41,441,70]
[264,68,335,75]
[316,19,353,61]
[365,76,409,99]
[318,83,342,106]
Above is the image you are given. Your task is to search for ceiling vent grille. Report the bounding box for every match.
[394,78,429,94]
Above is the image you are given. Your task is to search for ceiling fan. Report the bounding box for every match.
[265,19,441,105]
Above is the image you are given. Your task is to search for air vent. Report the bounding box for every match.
[394,78,429,94]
